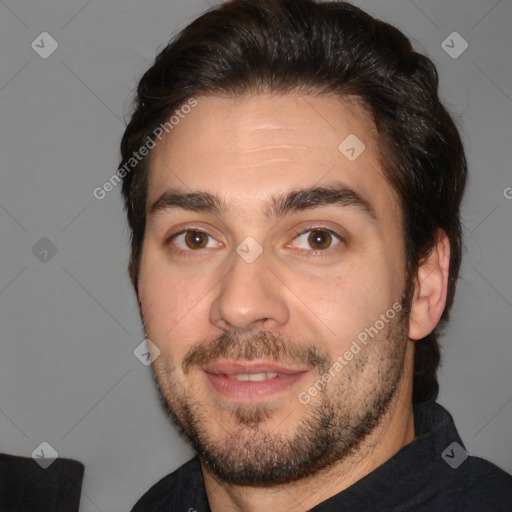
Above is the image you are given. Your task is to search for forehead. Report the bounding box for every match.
[146,93,399,221]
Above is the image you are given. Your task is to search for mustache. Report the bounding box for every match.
[181,330,332,375]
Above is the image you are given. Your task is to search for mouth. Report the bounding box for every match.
[202,360,310,401]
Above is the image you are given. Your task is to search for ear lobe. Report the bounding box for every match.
[408,229,451,341]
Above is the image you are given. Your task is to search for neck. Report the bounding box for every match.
[201,358,415,512]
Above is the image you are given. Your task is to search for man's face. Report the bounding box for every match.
[138,93,412,484]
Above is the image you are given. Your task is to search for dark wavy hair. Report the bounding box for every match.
[119,0,467,403]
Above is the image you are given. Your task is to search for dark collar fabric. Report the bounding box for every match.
[131,402,512,512]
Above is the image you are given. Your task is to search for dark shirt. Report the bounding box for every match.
[131,402,512,511]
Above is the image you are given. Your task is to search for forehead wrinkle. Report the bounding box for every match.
[229,144,313,154]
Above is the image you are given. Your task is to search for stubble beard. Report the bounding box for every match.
[147,294,411,486]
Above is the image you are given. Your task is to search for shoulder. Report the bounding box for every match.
[407,402,512,511]
[460,456,512,508]
[130,457,205,512]
[425,455,512,511]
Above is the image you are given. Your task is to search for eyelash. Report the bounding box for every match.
[165,226,343,258]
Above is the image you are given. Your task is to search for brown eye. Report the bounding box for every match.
[166,228,222,255]
[184,231,209,249]
[291,228,342,253]
[307,230,333,250]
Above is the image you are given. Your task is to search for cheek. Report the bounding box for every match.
[282,268,369,347]
[288,261,398,348]
[138,255,209,352]
[139,263,176,316]
[324,280,379,343]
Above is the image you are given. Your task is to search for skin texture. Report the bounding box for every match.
[137,92,450,512]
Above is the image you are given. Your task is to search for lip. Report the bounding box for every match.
[202,359,310,401]
[203,360,310,375]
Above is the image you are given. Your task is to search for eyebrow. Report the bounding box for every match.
[147,182,377,221]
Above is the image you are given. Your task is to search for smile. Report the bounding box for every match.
[202,360,310,401]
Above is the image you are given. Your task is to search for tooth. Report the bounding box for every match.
[248,373,268,382]
[226,372,280,381]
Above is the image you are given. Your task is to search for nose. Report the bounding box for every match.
[209,248,289,331]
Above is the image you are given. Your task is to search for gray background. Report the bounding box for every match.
[0,0,511,510]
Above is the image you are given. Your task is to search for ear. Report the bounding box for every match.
[408,229,451,340]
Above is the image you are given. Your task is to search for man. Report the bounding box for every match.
[120,1,512,510]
